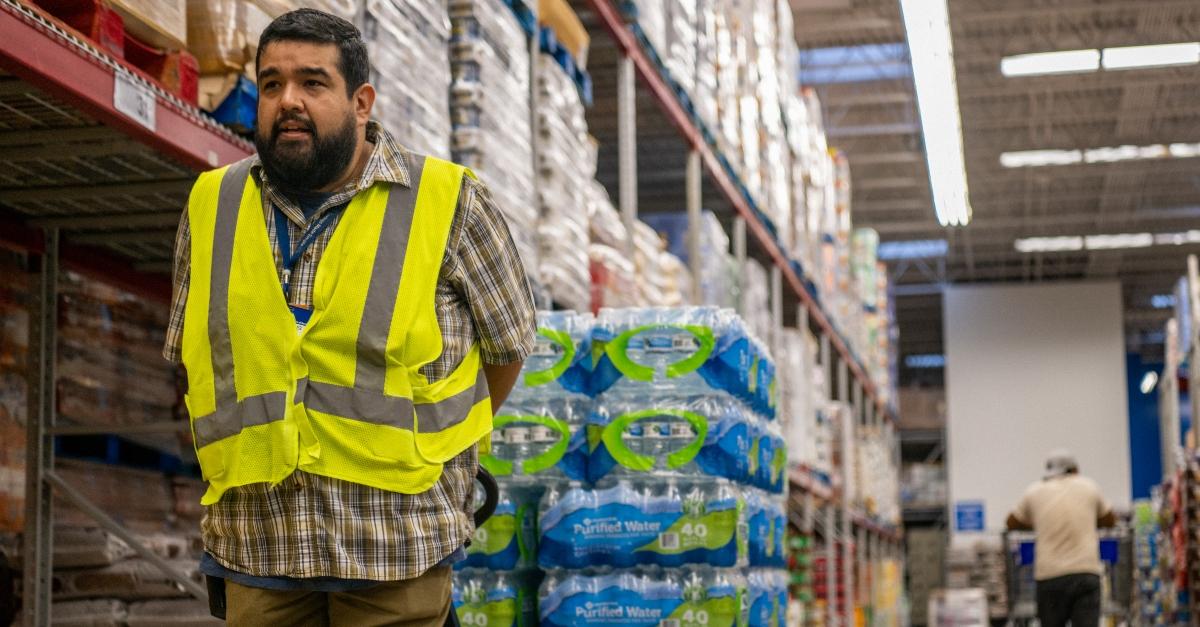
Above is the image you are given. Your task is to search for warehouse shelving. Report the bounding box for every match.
[0,0,256,622]
[572,1,904,624]
[1,0,904,623]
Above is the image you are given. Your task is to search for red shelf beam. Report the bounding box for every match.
[583,0,894,423]
[0,0,252,171]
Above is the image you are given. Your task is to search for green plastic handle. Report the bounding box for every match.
[604,324,716,382]
[600,409,709,471]
[479,414,571,477]
[523,328,576,387]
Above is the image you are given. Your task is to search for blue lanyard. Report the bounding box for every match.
[275,206,341,303]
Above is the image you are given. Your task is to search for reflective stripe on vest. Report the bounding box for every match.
[182,154,492,504]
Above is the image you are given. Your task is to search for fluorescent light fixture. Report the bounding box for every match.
[1015,236,1083,253]
[878,239,949,260]
[905,354,946,369]
[1155,231,1200,245]
[899,0,972,227]
[1151,294,1178,309]
[1018,230,1200,253]
[1170,143,1200,158]
[1084,144,1167,163]
[1000,49,1099,77]
[1001,142,1200,168]
[1103,42,1200,70]
[1084,232,1153,250]
[1000,150,1082,168]
[1140,371,1159,395]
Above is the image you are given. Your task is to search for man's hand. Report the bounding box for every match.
[1098,510,1117,528]
[1006,513,1032,531]
[482,361,524,412]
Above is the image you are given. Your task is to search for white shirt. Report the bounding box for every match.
[1013,474,1112,580]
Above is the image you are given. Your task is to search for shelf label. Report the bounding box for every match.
[954,501,985,532]
[113,70,156,132]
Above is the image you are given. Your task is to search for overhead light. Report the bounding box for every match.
[1151,294,1178,309]
[1140,371,1159,395]
[1000,42,1200,78]
[1015,236,1083,253]
[899,0,972,227]
[1017,230,1200,253]
[878,239,949,260]
[1000,49,1100,77]
[1000,150,1082,168]
[905,354,946,369]
[1103,42,1200,70]
[1001,142,1200,168]
[1154,231,1200,246]
[1084,144,1167,164]
[1084,232,1153,250]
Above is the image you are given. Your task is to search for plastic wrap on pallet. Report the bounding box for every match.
[739,259,770,344]
[693,0,719,132]
[536,53,591,310]
[450,0,539,280]
[662,0,697,96]
[365,0,452,158]
[589,243,639,311]
[626,0,666,59]
[186,0,289,76]
[641,211,736,308]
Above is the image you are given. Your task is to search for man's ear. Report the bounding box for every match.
[353,83,376,128]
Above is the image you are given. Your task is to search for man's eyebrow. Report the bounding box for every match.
[297,67,334,79]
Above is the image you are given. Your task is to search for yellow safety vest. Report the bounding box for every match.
[180,155,492,505]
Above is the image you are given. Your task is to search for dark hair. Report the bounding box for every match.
[256,8,370,97]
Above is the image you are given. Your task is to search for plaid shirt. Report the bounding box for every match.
[164,121,536,580]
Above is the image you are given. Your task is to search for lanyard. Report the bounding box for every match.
[275,205,341,303]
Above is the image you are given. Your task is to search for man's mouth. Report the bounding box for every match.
[276,121,313,140]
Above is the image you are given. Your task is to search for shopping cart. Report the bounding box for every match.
[1001,529,1133,626]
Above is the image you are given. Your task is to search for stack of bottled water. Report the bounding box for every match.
[453,310,594,627]
[455,307,789,626]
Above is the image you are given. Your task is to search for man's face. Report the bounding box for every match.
[255,40,360,192]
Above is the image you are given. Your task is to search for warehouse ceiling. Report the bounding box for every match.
[793,0,1200,374]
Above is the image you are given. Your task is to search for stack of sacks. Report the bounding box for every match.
[625,0,666,56]
[780,328,821,471]
[641,210,736,308]
[715,2,743,171]
[785,94,812,271]
[449,0,539,279]
[751,1,789,240]
[662,0,698,95]
[535,52,591,310]
[735,1,762,210]
[693,0,720,132]
[801,88,832,284]
[364,0,452,157]
[587,181,638,311]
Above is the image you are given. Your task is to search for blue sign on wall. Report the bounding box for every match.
[955,501,985,531]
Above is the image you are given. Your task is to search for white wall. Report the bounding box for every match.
[944,282,1130,539]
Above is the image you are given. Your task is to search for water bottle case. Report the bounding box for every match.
[539,571,751,627]
[537,484,745,570]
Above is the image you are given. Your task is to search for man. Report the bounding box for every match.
[163,9,536,625]
[1006,449,1117,627]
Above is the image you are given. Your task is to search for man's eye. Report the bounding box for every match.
[262,81,280,91]
[306,80,324,88]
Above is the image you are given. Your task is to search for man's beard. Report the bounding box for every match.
[255,112,357,193]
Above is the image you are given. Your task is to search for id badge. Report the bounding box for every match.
[290,305,312,335]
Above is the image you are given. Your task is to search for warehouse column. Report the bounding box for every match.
[23,228,58,627]
[686,149,702,303]
[617,54,637,257]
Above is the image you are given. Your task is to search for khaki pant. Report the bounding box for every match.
[225,565,452,627]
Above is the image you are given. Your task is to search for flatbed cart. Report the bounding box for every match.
[1002,529,1133,626]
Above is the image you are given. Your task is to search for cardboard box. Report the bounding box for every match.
[110,0,187,50]
[538,0,588,69]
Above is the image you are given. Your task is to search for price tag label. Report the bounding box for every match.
[113,70,157,131]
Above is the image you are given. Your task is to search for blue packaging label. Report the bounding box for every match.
[541,576,682,627]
